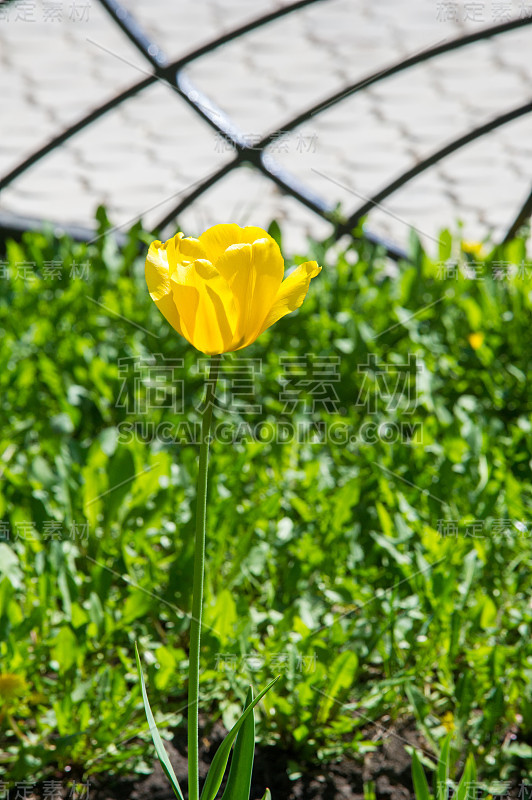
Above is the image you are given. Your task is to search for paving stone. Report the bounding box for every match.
[1,0,532,253]
[121,0,276,61]
[174,167,333,253]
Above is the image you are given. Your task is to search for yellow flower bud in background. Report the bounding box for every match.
[441,711,455,732]
[0,673,26,702]
[468,332,484,350]
[461,241,485,258]
[145,223,321,354]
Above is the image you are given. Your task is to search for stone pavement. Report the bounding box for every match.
[1,0,532,255]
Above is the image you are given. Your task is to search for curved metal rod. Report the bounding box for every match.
[256,15,532,151]
[153,16,532,231]
[257,155,410,260]
[169,150,333,232]
[156,151,409,261]
[99,0,328,76]
[154,145,333,232]
[3,0,530,260]
[97,0,167,69]
[97,0,332,144]
[339,100,532,233]
[503,185,532,243]
[0,0,325,192]
[258,152,332,216]
[156,159,241,231]
[0,77,153,192]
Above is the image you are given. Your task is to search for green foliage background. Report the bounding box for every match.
[0,213,531,788]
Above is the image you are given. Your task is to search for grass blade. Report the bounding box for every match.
[455,754,477,800]
[200,676,280,800]
[135,643,185,800]
[436,733,452,800]
[411,749,431,800]
[221,686,255,800]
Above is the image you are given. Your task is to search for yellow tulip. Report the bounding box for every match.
[145,223,321,354]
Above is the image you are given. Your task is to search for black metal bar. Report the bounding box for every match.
[155,160,241,231]
[97,0,329,143]
[151,15,532,234]
[256,15,532,151]
[259,152,333,216]
[257,155,410,261]
[163,0,328,74]
[94,0,282,148]
[96,0,168,69]
[361,229,410,261]
[0,76,153,192]
[503,185,532,243]
[98,0,327,74]
[0,0,325,193]
[156,152,409,262]
[156,148,333,232]
[2,0,530,262]
[175,71,250,147]
[339,100,532,233]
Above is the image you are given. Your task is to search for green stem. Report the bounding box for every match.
[188,354,221,800]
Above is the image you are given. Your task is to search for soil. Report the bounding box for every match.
[86,719,414,800]
[33,717,525,800]
[84,719,457,800]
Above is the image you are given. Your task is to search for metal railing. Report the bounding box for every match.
[1,0,531,259]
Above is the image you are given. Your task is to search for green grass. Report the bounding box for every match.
[0,213,531,788]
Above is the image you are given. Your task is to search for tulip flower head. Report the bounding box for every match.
[146,223,321,354]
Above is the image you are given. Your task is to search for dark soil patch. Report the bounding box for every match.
[87,719,422,800]
[31,718,525,800]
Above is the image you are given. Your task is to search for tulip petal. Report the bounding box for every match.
[199,223,279,268]
[178,236,207,263]
[199,224,243,267]
[258,261,322,336]
[170,259,236,354]
[214,237,284,348]
[240,226,279,247]
[145,239,185,335]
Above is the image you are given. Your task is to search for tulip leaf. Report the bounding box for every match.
[220,686,255,800]
[267,220,282,251]
[411,749,431,800]
[200,676,280,800]
[135,643,185,800]
[317,650,358,724]
[436,733,452,800]
[455,754,477,800]
[260,791,271,800]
